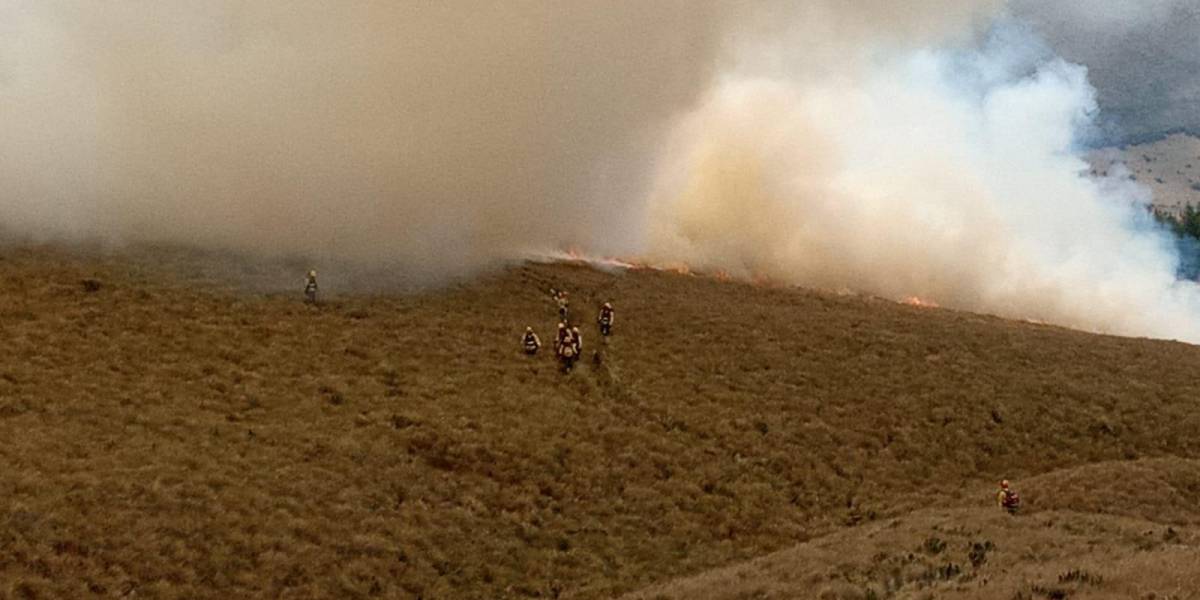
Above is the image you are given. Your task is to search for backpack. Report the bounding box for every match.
[1002,489,1020,508]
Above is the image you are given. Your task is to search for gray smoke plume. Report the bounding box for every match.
[1011,0,1200,143]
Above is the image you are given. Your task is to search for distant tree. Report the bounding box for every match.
[1160,204,1200,239]
[1154,204,1200,279]
[1184,205,1200,239]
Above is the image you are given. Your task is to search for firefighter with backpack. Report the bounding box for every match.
[598,302,614,338]
[557,325,579,373]
[997,480,1020,515]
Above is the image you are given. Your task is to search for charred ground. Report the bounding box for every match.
[2,246,1200,599]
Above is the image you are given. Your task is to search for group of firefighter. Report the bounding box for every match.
[521,289,614,373]
[303,273,612,374]
[304,269,1021,513]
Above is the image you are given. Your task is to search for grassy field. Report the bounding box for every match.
[624,458,1200,599]
[3,245,1200,599]
[1090,132,1200,214]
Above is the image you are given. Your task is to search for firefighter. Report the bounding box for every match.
[555,322,569,353]
[571,326,583,357]
[558,326,578,373]
[522,327,541,355]
[997,480,1020,515]
[556,290,570,321]
[598,302,614,337]
[304,270,319,304]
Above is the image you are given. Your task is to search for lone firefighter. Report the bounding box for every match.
[522,327,542,355]
[997,480,1020,515]
[304,270,319,304]
[598,302,615,337]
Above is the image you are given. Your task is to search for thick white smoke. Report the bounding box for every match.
[3,2,1200,341]
[645,19,1200,342]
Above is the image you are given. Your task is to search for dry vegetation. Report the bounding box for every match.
[1090,132,1200,214]
[624,459,1200,599]
[3,245,1200,599]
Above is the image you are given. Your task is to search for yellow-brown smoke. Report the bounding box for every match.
[0,1,725,275]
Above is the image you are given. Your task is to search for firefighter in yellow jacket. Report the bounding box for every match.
[997,480,1020,515]
[522,327,542,355]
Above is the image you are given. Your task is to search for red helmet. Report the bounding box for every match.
[1000,480,1010,489]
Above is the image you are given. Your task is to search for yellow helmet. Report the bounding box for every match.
[308,270,317,278]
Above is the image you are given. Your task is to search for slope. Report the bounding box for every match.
[1090,132,1200,214]
[2,245,1200,599]
[623,457,1200,599]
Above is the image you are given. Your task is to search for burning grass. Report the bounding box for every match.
[902,296,939,308]
[3,246,1200,598]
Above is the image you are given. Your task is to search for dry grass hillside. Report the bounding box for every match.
[624,458,1200,599]
[3,244,1200,599]
[1090,133,1200,214]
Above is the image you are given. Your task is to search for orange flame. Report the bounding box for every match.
[902,296,939,308]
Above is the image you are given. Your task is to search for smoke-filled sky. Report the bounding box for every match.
[0,1,727,274]
[3,1,1200,341]
[1014,0,1200,142]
